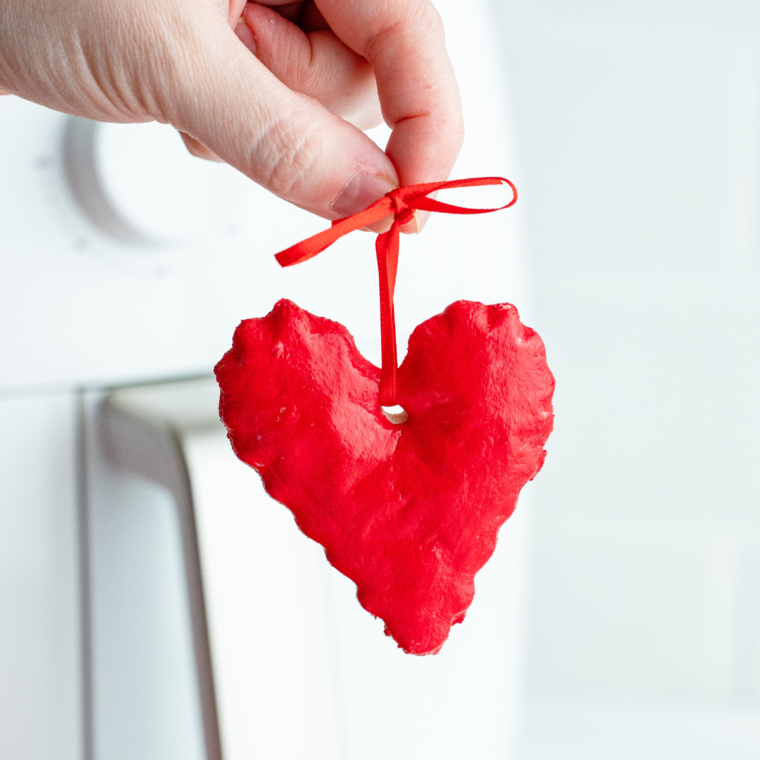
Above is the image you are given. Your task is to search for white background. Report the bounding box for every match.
[492,0,760,756]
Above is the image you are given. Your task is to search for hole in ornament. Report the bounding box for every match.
[381,405,408,425]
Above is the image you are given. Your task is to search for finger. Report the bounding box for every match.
[228,0,249,26]
[300,1,330,32]
[179,131,224,162]
[157,10,398,222]
[315,0,464,231]
[250,1,306,24]
[238,3,381,130]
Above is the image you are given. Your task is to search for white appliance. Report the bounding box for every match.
[0,2,533,758]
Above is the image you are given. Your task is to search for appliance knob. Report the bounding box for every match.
[62,118,255,246]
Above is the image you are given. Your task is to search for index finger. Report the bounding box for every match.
[315,0,464,194]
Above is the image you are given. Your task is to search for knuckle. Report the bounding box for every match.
[253,110,324,199]
[129,12,219,121]
[368,1,443,58]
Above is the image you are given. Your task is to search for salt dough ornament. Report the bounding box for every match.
[215,178,554,655]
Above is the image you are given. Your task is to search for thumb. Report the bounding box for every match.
[160,15,398,220]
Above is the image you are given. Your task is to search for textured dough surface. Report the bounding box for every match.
[215,299,554,655]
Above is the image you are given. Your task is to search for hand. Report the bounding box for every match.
[0,0,463,227]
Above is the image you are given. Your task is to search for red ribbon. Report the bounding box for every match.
[275,177,518,407]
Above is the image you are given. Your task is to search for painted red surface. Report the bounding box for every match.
[215,298,554,655]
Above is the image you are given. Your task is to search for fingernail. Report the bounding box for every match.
[400,211,421,235]
[415,210,432,233]
[180,132,225,163]
[333,173,396,218]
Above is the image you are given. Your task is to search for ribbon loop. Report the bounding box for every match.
[274,177,517,407]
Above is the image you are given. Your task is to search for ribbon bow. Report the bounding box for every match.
[275,176,518,407]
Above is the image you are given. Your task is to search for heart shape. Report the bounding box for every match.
[215,298,554,655]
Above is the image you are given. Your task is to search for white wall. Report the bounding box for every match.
[492,0,760,722]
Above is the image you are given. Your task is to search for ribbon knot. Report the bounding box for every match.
[275,176,517,407]
[395,207,416,227]
[387,189,415,226]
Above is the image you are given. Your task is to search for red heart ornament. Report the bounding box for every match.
[215,298,554,655]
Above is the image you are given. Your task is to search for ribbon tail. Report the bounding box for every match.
[275,196,395,267]
[376,220,401,407]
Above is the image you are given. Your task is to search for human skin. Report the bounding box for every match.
[0,0,463,229]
